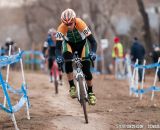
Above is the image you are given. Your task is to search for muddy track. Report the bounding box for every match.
[0,71,108,130]
[0,71,160,130]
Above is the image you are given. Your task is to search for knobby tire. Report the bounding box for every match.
[78,76,88,123]
[53,64,58,94]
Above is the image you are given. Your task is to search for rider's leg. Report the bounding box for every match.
[80,42,96,104]
[59,72,62,81]
[67,72,74,85]
[82,60,93,93]
[63,51,74,86]
[82,60,96,105]
[63,51,76,98]
[86,80,93,93]
[62,42,75,86]
[59,71,63,85]
[48,58,53,82]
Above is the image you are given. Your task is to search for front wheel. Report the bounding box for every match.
[54,80,58,94]
[78,76,88,123]
[52,63,58,94]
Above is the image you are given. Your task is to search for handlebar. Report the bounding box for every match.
[64,51,94,68]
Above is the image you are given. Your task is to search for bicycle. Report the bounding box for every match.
[51,59,60,94]
[64,51,94,123]
[46,56,60,94]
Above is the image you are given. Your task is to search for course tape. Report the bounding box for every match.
[131,63,160,69]
[23,50,43,55]
[130,86,160,94]
[0,51,23,68]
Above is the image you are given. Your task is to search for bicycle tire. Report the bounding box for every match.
[54,80,58,94]
[78,76,88,123]
[53,63,58,94]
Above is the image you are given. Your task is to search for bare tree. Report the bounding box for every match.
[136,0,152,52]
[23,0,34,48]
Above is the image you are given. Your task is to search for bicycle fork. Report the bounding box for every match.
[76,76,88,102]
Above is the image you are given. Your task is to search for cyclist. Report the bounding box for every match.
[42,28,63,84]
[55,8,97,105]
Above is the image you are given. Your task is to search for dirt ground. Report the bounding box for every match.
[0,70,160,130]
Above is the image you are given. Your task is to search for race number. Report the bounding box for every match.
[56,32,63,40]
[83,27,91,37]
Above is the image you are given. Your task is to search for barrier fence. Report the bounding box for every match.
[0,45,30,130]
[129,58,160,100]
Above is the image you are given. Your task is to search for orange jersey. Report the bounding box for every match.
[56,18,91,43]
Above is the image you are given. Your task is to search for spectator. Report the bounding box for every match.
[112,37,124,79]
[150,44,160,81]
[130,37,145,82]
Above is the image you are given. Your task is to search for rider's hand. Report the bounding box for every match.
[56,56,64,64]
[42,54,48,63]
[42,55,45,60]
[89,52,96,61]
[56,56,64,72]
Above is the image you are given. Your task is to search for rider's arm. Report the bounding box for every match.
[87,34,97,53]
[42,41,48,56]
[56,24,68,57]
[55,40,63,57]
[75,18,97,53]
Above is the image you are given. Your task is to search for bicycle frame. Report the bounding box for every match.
[51,60,60,80]
[67,52,89,102]
[52,60,60,94]
[46,56,60,94]
[46,56,60,80]
[65,51,91,123]
[74,64,88,102]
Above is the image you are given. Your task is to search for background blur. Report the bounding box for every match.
[0,0,160,72]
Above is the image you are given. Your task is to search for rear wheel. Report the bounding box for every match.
[53,64,58,94]
[54,80,58,94]
[78,76,88,123]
